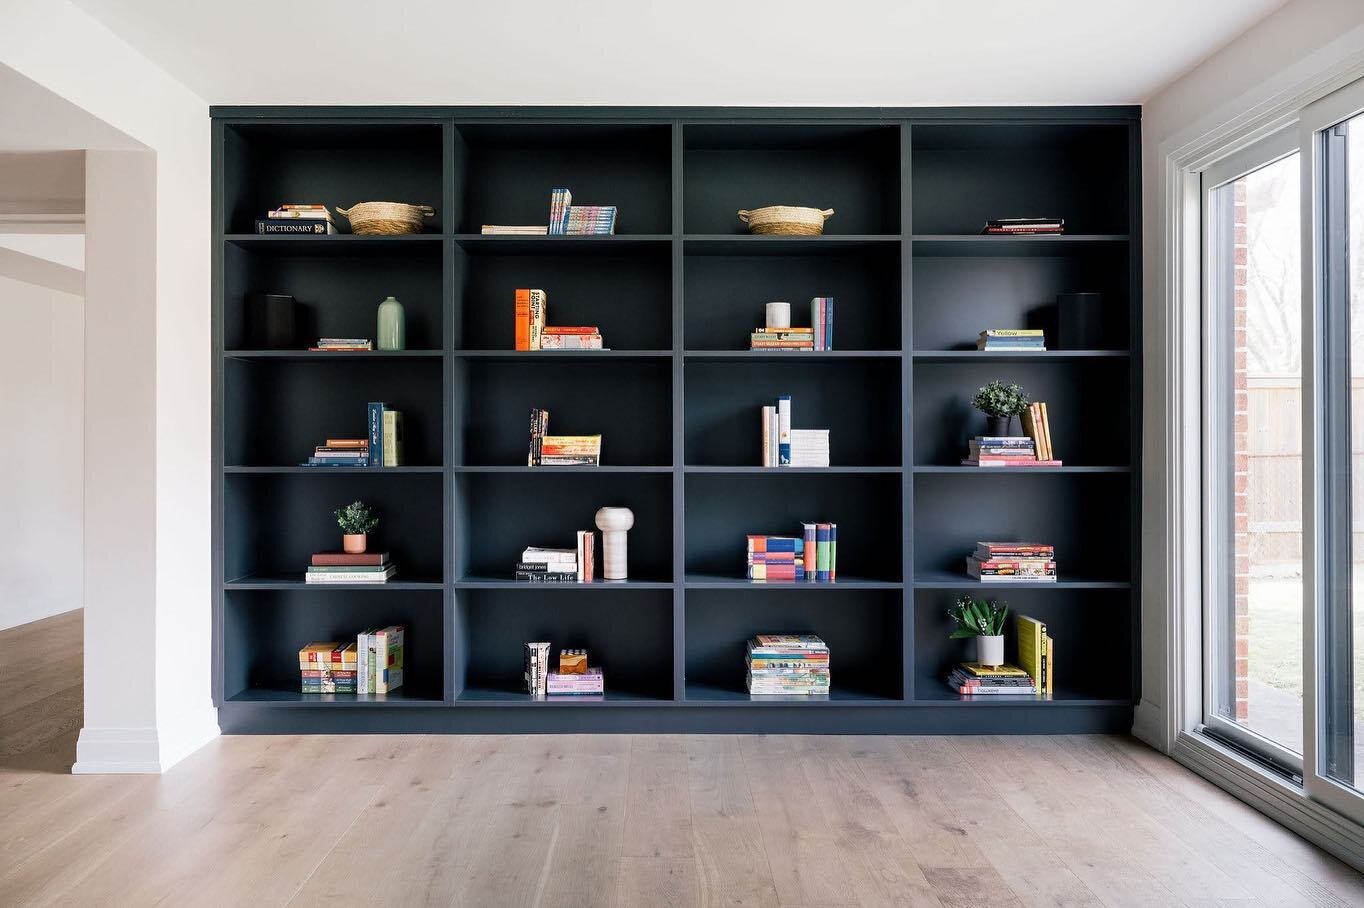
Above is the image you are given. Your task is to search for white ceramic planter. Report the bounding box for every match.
[976,634,1005,667]
[594,507,635,581]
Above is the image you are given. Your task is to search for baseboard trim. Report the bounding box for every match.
[1172,731,1364,872]
[1131,699,1169,752]
[72,725,163,774]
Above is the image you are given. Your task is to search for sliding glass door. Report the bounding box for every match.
[1303,84,1364,821]
[1203,132,1305,771]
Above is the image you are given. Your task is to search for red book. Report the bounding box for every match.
[311,551,390,566]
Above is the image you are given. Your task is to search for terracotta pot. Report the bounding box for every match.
[343,533,367,554]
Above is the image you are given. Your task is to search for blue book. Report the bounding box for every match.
[367,402,385,468]
[748,535,800,552]
[824,298,833,351]
[777,396,791,465]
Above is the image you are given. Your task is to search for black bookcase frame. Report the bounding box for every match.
[211,106,1141,733]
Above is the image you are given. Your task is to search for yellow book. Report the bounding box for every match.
[382,409,404,467]
[1044,633,1055,697]
[1040,401,1055,461]
[1015,615,1047,695]
[1021,404,1044,461]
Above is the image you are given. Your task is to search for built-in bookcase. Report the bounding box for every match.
[212,107,1140,733]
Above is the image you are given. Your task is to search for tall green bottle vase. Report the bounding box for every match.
[377,295,406,351]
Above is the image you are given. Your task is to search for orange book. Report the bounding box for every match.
[515,289,531,350]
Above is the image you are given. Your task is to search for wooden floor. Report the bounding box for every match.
[3,612,1364,906]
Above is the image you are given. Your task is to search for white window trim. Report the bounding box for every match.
[1141,43,1364,872]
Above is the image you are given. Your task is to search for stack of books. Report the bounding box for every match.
[759,396,830,467]
[549,188,617,235]
[750,326,816,350]
[978,329,1045,351]
[303,437,370,468]
[357,625,405,694]
[746,635,830,696]
[257,203,336,235]
[547,649,604,696]
[980,217,1064,236]
[309,337,373,352]
[515,289,607,350]
[1016,613,1054,698]
[306,550,397,584]
[1021,402,1057,462]
[481,225,549,235]
[962,435,1060,468]
[746,525,836,583]
[515,536,595,583]
[966,541,1056,583]
[811,297,834,350]
[527,408,602,466]
[299,642,357,693]
[948,662,1037,696]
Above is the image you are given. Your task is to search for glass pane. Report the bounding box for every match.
[1212,152,1304,754]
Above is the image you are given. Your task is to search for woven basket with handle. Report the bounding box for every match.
[738,206,835,236]
[336,201,436,236]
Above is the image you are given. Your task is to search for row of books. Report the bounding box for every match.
[514,288,607,350]
[747,634,829,696]
[298,626,404,694]
[962,435,1060,468]
[301,402,404,467]
[1021,403,1057,461]
[310,337,373,352]
[527,408,602,465]
[748,298,834,351]
[759,396,830,467]
[978,329,1045,352]
[305,550,397,584]
[524,643,606,697]
[515,539,595,583]
[549,188,617,235]
[979,217,1064,236]
[949,614,1054,696]
[256,203,337,235]
[966,541,1056,583]
[747,525,837,583]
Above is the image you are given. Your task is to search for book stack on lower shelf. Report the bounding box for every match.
[746,635,830,696]
[759,396,830,467]
[299,642,357,693]
[309,337,373,352]
[258,203,336,235]
[515,288,607,350]
[980,217,1064,236]
[303,437,370,468]
[966,542,1055,583]
[306,550,396,584]
[748,299,835,351]
[962,435,1060,468]
[948,662,1036,696]
[746,524,837,583]
[977,329,1045,352]
[547,649,605,697]
[515,536,595,583]
[527,409,602,466]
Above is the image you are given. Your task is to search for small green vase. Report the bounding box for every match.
[377,295,406,351]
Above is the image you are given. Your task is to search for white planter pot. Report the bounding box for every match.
[976,635,1005,667]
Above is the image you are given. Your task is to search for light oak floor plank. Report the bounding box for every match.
[2,613,1362,906]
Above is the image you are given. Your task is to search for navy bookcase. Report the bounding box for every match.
[211,106,1140,733]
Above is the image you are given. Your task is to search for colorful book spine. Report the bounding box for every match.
[382,409,404,467]
[528,408,547,465]
[515,288,531,350]
[816,523,832,582]
[367,402,384,469]
[829,522,837,582]
[529,289,546,351]
[777,396,791,465]
[803,522,817,582]
[747,535,801,553]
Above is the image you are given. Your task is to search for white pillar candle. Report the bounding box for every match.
[765,301,791,329]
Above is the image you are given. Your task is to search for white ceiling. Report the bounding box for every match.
[71,0,1289,107]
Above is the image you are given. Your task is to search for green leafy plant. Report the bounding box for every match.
[970,380,1029,418]
[947,595,1009,638]
[335,500,379,535]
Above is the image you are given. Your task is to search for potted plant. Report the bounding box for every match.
[970,380,1029,437]
[948,595,1009,666]
[334,500,379,554]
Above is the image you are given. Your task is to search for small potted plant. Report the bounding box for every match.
[970,380,1029,437]
[335,500,379,554]
[948,595,1009,666]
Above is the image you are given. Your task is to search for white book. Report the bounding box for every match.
[761,405,775,466]
[777,396,791,466]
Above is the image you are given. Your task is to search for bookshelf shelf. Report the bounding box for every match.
[213,106,1139,733]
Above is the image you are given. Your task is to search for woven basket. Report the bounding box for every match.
[336,202,436,236]
[738,206,835,236]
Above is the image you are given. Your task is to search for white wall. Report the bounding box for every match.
[1138,0,1364,748]
[0,273,82,630]
[0,0,217,772]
